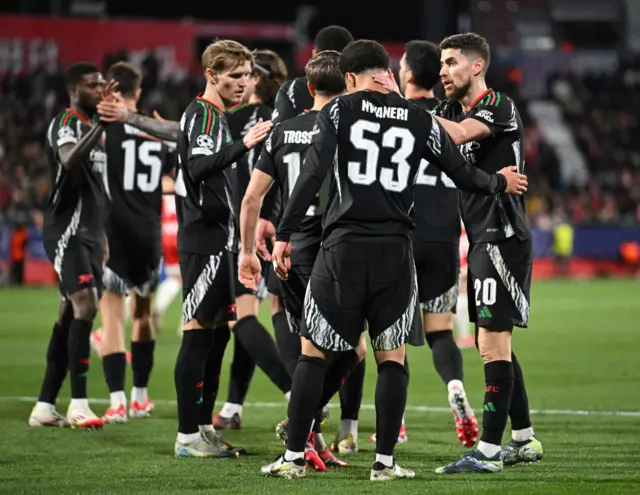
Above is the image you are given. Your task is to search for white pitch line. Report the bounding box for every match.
[2,396,639,417]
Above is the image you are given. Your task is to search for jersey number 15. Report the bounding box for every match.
[122,140,163,193]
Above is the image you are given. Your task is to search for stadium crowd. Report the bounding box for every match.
[1,51,640,231]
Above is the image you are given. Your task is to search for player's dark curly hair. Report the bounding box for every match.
[314,25,354,53]
[305,50,345,95]
[66,62,100,88]
[339,40,389,75]
[404,40,440,90]
[106,62,142,97]
[439,33,491,74]
[252,50,288,107]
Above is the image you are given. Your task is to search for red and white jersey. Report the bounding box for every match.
[162,195,179,267]
[459,224,469,272]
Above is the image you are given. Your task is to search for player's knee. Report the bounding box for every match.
[374,345,405,366]
[300,337,327,359]
[477,326,512,363]
[70,288,98,321]
[423,311,455,333]
[57,300,74,328]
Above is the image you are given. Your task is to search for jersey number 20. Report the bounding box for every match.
[122,140,163,193]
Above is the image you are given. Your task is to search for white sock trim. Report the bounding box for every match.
[375,454,394,467]
[512,427,534,442]
[478,441,501,458]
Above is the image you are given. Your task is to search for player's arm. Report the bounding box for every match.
[188,110,272,183]
[56,120,105,170]
[271,82,297,125]
[436,94,515,145]
[243,129,281,257]
[97,96,180,141]
[276,105,337,242]
[241,170,275,255]
[423,115,511,195]
[162,175,175,194]
[435,116,490,145]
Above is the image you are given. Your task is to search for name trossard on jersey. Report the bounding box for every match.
[104,122,173,241]
[272,76,314,125]
[438,89,531,244]
[44,108,107,244]
[254,109,327,251]
[174,96,239,255]
[277,91,505,247]
[226,101,272,215]
[410,96,460,244]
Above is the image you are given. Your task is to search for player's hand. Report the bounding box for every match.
[97,93,128,123]
[498,166,528,195]
[373,69,401,94]
[256,218,276,261]
[272,241,292,281]
[238,253,262,291]
[243,118,273,149]
[153,110,165,121]
[100,79,119,102]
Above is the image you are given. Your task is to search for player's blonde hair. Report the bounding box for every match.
[201,39,254,73]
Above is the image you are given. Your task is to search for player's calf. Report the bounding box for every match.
[67,288,103,427]
[98,289,128,423]
[130,292,156,418]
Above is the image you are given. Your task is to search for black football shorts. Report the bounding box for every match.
[43,236,103,301]
[413,239,460,313]
[467,236,532,329]
[301,237,417,352]
[180,249,236,326]
[103,235,162,297]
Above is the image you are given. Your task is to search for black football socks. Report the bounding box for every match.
[426,330,464,385]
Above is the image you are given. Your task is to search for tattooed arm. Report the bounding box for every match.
[97,97,180,141]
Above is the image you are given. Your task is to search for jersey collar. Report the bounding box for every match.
[66,107,90,125]
[469,88,493,110]
[196,93,225,114]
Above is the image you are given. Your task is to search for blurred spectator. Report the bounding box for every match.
[9,222,27,285]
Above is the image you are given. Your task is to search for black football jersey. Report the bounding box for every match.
[276,90,507,248]
[226,101,273,215]
[104,122,173,241]
[43,108,108,244]
[439,89,530,244]
[272,77,314,125]
[410,97,461,244]
[175,95,247,255]
[255,110,326,251]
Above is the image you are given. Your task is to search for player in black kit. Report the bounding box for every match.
[214,49,292,430]
[263,40,527,480]
[270,24,367,455]
[240,50,351,471]
[272,26,354,125]
[431,33,543,474]
[97,62,175,424]
[373,40,480,448]
[171,40,272,458]
[29,63,117,430]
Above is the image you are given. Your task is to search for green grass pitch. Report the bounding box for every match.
[0,280,639,493]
